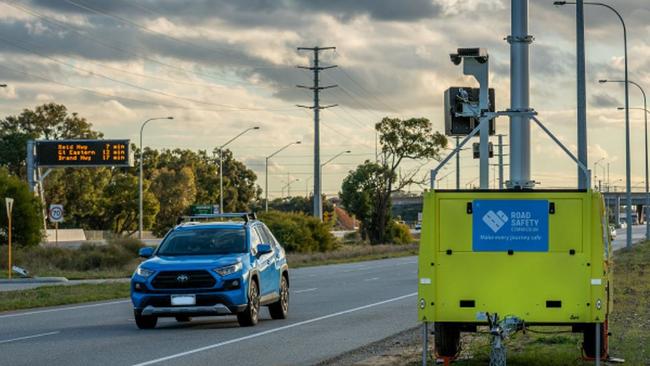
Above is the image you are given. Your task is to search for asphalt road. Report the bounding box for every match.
[612,224,647,251]
[0,256,418,366]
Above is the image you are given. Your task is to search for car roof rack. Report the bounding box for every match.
[176,212,257,225]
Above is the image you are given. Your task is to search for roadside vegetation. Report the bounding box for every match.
[0,283,129,312]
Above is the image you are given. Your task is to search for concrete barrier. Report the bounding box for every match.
[46,229,86,242]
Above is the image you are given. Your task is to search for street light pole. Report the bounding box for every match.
[218,126,260,213]
[139,116,173,240]
[556,1,631,250]
[618,105,650,238]
[265,141,301,212]
[320,150,351,211]
[602,78,646,240]
[281,178,300,198]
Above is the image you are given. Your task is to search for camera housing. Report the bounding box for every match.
[444,87,496,136]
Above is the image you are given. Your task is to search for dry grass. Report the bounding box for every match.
[287,243,418,268]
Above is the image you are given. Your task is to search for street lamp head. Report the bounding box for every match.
[345,150,351,153]
[295,141,302,144]
[553,1,567,6]
[598,79,608,84]
[617,107,625,110]
[166,116,174,119]
[0,84,6,87]
[253,126,260,130]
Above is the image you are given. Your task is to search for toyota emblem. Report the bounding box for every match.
[176,274,189,283]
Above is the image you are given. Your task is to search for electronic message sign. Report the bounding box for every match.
[36,140,131,167]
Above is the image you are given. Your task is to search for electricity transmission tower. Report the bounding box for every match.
[297,46,338,220]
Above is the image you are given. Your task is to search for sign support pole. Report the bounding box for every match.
[5,198,13,280]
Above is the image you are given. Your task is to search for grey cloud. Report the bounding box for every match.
[590,93,620,108]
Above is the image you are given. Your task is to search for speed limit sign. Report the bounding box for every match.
[49,204,64,223]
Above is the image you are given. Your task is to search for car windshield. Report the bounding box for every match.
[157,228,246,256]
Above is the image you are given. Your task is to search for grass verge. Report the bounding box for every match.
[0,283,130,312]
[287,243,418,268]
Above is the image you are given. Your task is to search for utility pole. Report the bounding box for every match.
[297,46,337,221]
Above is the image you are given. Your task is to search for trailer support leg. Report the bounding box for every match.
[422,322,429,366]
[595,323,600,366]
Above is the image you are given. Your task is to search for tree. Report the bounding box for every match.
[0,103,102,179]
[102,171,159,235]
[340,117,447,244]
[259,196,334,216]
[0,168,43,246]
[150,166,197,236]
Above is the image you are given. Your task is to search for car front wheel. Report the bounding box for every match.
[134,311,158,329]
[269,275,289,320]
[237,280,260,327]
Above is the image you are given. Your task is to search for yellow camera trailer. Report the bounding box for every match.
[417,190,612,359]
[418,2,616,364]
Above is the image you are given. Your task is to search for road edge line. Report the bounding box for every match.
[131,292,417,366]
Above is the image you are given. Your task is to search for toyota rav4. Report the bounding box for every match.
[131,213,289,329]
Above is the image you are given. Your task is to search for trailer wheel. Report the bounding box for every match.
[434,323,461,358]
[582,323,606,359]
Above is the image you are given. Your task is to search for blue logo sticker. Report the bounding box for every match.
[472,200,549,252]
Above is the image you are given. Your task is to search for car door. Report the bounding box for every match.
[251,225,275,296]
[258,225,281,292]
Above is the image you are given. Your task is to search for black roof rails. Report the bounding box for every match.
[176,212,257,225]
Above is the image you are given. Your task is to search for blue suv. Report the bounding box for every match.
[131,213,289,329]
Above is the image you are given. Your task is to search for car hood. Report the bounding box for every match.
[142,253,247,270]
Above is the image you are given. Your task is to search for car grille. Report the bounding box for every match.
[151,270,216,289]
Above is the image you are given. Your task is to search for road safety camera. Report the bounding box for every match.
[418,4,612,364]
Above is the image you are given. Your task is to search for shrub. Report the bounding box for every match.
[258,211,339,253]
[0,168,43,247]
[386,221,413,245]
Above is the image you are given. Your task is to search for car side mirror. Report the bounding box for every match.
[139,247,154,258]
[257,244,273,256]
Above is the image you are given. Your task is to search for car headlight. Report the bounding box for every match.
[135,267,155,278]
[214,262,242,276]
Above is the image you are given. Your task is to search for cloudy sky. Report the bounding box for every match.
[1,0,649,197]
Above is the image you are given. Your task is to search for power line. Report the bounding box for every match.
[0,35,294,112]
[0,1,282,89]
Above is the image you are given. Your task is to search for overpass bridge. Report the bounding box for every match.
[392,190,650,225]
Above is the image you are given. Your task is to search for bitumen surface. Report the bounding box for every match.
[0,256,418,366]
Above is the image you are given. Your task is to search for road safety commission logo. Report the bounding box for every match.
[472,199,549,252]
[482,210,508,233]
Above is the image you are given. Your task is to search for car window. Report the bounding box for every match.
[249,227,263,252]
[157,228,246,256]
[260,225,279,247]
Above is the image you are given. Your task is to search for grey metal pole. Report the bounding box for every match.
[508,0,532,189]
[498,134,504,189]
[220,147,223,213]
[26,140,35,192]
[576,0,588,189]
[218,126,260,214]
[139,117,173,239]
[455,136,460,190]
[265,157,269,212]
[314,49,322,220]
[139,130,143,240]
[595,323,601,366]
[421,322,428,366]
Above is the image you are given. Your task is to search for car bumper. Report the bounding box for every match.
[140,303,245,317]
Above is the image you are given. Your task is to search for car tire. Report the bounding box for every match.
[434,323,460,358]
[237,279,260,327]
[134,312,158,329]
[269,275,289,320]
[175,316,191,322]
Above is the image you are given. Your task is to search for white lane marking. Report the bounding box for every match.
[293,288,317,294]
[0,331,60,345]
[131,292,417,366]
[0,300,130,319]
[363,277,380,282]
